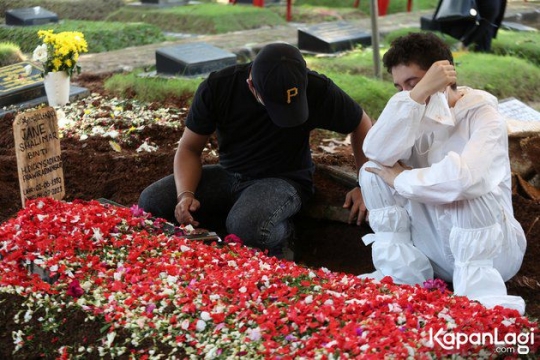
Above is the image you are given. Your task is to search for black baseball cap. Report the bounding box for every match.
[251,43,309,128]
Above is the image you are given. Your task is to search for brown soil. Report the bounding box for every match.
[0,73,539,357]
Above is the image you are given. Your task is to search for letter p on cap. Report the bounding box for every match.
[286,87,298,104]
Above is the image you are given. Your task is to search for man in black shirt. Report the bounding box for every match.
[138,42,372,257]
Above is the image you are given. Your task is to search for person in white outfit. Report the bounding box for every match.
[358,32,527,314]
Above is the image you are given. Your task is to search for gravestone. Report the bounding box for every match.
[12,107,65,208]
[501,21,538,32]
[5,7,58,26]
[420,15,441,32]
[298,21,371,54]
[499,97,540,126]
[156,42,237,76]
[0,61,44,108]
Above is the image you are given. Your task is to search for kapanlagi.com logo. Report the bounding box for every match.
[429,327,535,355]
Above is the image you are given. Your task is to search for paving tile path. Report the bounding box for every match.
[77,1,540,75]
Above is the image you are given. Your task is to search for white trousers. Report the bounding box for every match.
[359,161,527,314]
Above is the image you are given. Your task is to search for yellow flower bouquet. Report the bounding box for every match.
[32,30,88,77]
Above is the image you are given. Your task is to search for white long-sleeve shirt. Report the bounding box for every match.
[363,87,513,209]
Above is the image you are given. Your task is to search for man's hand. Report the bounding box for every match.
[175,194,201,226]
[410,60,457,104]
[343,187,367,226]
[365,161,409,188]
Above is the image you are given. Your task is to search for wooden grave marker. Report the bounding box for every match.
[13,107,65,207]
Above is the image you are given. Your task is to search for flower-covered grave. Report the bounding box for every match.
[0,198,538,359]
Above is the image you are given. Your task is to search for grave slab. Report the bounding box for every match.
[500,97,540,135]
[0,61,44,108]
[156,42,237,76]
[298,21,371,54]
[501,21,538,32]
[420,15,442,32]
[5,6,58,26]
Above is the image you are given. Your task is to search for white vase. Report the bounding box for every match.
[43,71,71,107]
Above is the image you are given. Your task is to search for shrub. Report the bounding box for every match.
[492,29,540,66]
[454,52,540,103]
[0,20,166,54]
[0,42,25,66]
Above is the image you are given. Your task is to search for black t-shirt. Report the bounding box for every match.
[186,63,363,198]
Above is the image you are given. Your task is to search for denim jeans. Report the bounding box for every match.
[138,164,303,255]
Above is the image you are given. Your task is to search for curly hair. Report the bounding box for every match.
[382,32,454,74]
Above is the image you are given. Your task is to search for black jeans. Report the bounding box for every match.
[138,164,302,255]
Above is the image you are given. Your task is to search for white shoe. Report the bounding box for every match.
[473,295,526,315]
[357,269,385,281]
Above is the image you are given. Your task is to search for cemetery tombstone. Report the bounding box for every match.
[156,42,237,76]
[0,61,44,108]
[501,21,538,32]
[298,21,371,53]
[13,107,65,208]
[420,15,442,32]
[499,97,540,134]
[5,7,58,26]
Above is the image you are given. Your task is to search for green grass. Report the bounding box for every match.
[106,3,287,34]
[268,5,367,23]
[104,72,202,105]
[307,47,388,78]
[493,29,540,66]
[454,51,540,103]
[321,69,395,121]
